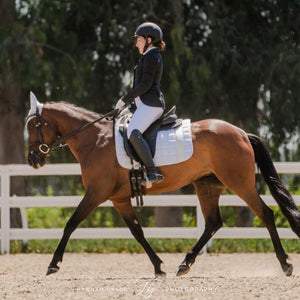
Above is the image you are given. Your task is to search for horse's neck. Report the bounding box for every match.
[46,105,87,136]
[45,104,111,161]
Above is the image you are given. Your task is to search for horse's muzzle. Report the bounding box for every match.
[28,150,46,169]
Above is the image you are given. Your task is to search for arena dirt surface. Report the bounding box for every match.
[0,253,299,299]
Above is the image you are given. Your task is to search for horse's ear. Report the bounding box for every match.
[30,91,40,110]
[29,91,43,116]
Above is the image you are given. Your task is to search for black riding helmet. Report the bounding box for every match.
[133,22,163,52]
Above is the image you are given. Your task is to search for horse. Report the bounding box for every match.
[26,92,300,277]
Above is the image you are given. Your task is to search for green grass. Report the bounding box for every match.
[10,239,197,254]
[9,238,300,254]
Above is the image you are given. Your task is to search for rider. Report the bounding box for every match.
[115,22,166,185]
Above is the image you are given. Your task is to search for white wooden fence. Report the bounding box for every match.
[0,163,299,254]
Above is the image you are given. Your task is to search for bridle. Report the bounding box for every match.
[28,108,53,155]
[27,108,118,156]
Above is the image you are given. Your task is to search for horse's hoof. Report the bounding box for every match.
[283,263,293,276]
[46,266,59,276]
[155,270,166,277]
[176,263,190,277]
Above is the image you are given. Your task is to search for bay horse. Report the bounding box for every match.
[26,93,300,277]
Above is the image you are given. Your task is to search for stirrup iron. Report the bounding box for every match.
[141,172,153,189]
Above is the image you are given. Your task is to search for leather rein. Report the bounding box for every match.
[28,108,118,155]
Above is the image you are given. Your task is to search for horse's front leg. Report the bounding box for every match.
[113,199,166,277]
[47,189,105,275]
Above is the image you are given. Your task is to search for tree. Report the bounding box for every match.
[0,0,27,227]
[173,0,300,146]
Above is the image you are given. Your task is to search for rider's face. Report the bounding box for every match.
[135,36,152,54]
[135,36,146,54]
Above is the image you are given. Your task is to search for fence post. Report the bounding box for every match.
[1,166,10,254]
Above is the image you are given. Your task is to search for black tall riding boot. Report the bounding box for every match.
[129,129,164,185]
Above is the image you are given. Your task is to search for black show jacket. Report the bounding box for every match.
[123,48,165,108]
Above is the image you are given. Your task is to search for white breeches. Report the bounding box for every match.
[127,97,164,139]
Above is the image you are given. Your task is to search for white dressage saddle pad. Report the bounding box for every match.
[115,119,193,169]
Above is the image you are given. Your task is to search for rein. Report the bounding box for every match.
[28,108,119,154]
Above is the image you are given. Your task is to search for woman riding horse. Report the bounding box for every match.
[115,22,166,185]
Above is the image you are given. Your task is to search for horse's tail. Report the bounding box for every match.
[247,133,300,238]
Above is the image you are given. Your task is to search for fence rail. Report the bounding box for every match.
[1,163,300,254]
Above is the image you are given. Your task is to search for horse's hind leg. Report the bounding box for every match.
[218,168,292,274]
[177,175,224,276]
[211,137,292,276]
[113,199,166,277]
[240,191,293,276]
